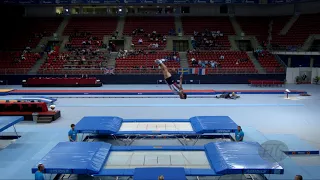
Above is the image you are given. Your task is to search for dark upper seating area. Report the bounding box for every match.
[63,17,118,48]
[182,17,234,50]
[6,17,63,50]
[237,17,271,43]
[272,14,320,47]
[124,17,175,50]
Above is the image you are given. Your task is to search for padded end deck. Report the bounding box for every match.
[76,116,123,134]
[134,168,186,180]
[205,142,284,175]
[190,116,238,133]
[31,142,111,174]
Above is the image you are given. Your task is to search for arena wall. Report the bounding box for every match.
[0,74,286,85]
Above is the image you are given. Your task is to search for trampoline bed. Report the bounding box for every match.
[75,116,238,145]
[32,141,284,179]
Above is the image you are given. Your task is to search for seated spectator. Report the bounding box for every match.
[191,58,197,66]
[163,35,167,42]
[220,55,224,60]
[210,61,215,68]
[132,29,137,35]
[82,40,86,45]
[138,38,143,44]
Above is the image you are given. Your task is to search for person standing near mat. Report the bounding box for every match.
[235,126,244,142]
[68,124,77,142]
[155,59,187,99]
[35,164,45,180]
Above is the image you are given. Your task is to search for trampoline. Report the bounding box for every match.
[0,116,24,138]
[75,116,238,145]
[31,141,284,179]
[0,97,56,104]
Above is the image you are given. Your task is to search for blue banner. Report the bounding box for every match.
[2,0,307,4]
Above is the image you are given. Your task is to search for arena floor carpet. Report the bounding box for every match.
[0,84,319,180]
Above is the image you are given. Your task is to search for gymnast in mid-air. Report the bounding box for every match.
[155,59,187,99]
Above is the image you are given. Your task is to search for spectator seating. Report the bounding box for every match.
[63,17,118,36]
[255,51,285,73]
[6,18,63,50]
[40,49,107,71]
[0,52,41,74]
[272,14,320,47]
[237,17,271,44]
[115,51,180,69]
[124,17,175,49]
[0,102,61,122]
[237,16,290,46]
[182,17,234,50]
[63,17,118,48]
[187,51,257,73]
[249,80,284,87]
[23,77,102,87]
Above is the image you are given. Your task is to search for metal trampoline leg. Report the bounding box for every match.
[192,135,200,146]
[177,136,186,146]
[12,125,18,138]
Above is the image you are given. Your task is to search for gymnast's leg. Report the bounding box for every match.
[155,59,171,79]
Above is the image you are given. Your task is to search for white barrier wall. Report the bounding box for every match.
[311,68,320,82]
[286,68,320,84]
[286,68,300,84]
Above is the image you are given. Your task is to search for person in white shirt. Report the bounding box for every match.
[138,38,143,44]
[220,55,224,60]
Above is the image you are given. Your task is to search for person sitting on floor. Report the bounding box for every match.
[216,92,240,99]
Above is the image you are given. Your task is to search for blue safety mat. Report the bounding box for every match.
[205,142,284,175]
[190,116,238,133]
[0,116,24,132]
[31,142,111,174]
[134,168,186,180]
[75,116,123,134]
